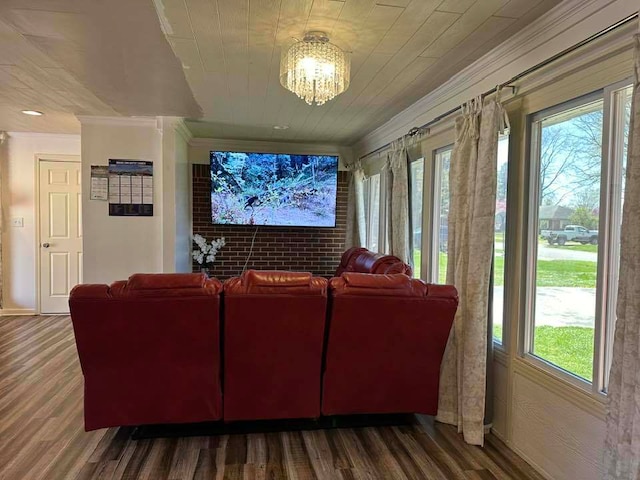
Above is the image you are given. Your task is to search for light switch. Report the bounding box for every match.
[11,217,23,227]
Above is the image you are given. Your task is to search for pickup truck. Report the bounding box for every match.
[540,225,598,245]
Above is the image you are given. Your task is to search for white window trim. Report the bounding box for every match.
[522,81,631,398]
[598,78,632,391]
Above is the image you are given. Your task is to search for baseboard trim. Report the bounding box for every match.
[0,308,37,316]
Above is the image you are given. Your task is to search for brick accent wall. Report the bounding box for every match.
[192,164,348,280]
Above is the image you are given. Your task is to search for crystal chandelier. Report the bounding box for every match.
[280,32,350,106]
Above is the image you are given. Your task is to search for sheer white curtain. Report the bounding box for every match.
[386,139,410,263]
[345,162,366,249]
[436,96,506,446]
[603,32,640,479]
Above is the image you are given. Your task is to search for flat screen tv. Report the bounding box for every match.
[210,151,339,227]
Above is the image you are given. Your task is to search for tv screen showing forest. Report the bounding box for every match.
[210,151,339,227]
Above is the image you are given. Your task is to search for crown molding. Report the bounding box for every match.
[353,0,638,158]
[174,119,193,143]
[189,137,347,154]
[156,116,193,142]
[6,132,81,140]
[76,116,159,128]
[188,137,353,170]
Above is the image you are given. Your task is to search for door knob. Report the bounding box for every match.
[42,243,50,248]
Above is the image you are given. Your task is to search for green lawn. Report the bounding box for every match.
[416,251,596,288]
[493,325,594,381]
[412,232,596,381]
[534,259,596,288]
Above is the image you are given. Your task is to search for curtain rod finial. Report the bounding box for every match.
[407,126,428,137]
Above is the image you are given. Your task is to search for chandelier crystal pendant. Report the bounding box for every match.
[280,32,350,106]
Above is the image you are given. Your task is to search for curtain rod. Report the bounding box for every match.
[360,12,639,161]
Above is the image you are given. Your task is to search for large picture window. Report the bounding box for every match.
[432,138,509,344]
[525,83,631,391]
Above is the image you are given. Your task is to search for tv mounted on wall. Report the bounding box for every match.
[210,151,339,227]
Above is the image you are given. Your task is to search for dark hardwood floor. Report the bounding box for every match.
[0,315,544,480]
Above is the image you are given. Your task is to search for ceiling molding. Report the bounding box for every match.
[189,137,354,169]
[156,116,192,141]
[353,0,638,158]
[189,137,348,154]
[76,116,159,128]
[6,132,81,140]
[175,121,193,143]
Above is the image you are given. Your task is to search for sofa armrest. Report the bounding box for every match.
[70,284,111,299]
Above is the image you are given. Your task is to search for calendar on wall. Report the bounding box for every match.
[108,160,154,216]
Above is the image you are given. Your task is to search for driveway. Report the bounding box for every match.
[494,241,597,262]
[536,243,598,262]
[493,286,595,328]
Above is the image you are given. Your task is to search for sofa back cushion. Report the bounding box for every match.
[322,274,457,416]
[223,270,328,421]
[224,269,327,295]
[68,273,223,430]
[70,273,222,299]
[332,272,426,296]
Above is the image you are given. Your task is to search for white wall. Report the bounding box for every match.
[80,118,163,284]
[174,126,191,273]
[160,117,191,273]
[0,133,80,314]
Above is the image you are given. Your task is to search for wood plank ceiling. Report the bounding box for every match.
[0,16,116,134]
[0,0,200,134]
[162,0,562,144]
[0,0,561,141]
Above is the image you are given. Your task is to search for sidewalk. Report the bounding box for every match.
[493,286,596,328]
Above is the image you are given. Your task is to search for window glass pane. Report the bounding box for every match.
[410,159,424,278]
[363,177,370,227]
[532,98,604,382]
[368,174,381,252]
[493,135,509,344]
[434,148,451,284]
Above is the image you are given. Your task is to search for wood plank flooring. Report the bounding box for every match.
[0,315,544,480]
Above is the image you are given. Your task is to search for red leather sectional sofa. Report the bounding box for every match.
[70,269,456,431]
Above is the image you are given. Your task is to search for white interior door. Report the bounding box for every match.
[39,160,82,314]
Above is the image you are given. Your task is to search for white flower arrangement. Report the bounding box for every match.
[192,234,226,266]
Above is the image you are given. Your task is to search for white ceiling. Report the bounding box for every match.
[0,0,561,143]
[162,0,562,144]
[0,0,200,134]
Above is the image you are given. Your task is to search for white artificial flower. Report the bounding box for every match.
[194,234,207,249]
[192,234,225,266]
